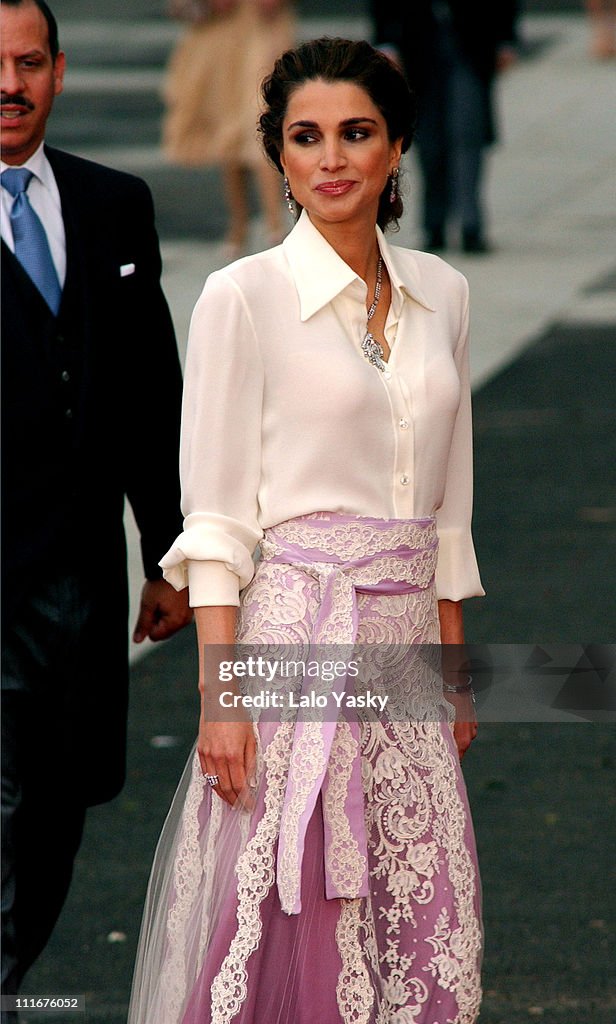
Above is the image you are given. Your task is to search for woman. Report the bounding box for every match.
[129,38,484,1024]
[163,0,294,258]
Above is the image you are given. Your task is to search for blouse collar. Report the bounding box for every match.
[282,209,436,322]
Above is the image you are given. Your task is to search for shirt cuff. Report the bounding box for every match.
[435,528,485,601]
[187,560,241,607]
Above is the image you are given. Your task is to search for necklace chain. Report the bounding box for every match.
[366,255,383,322]
[362,254,387,372]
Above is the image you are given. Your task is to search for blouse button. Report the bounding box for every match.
[383,370,392,380]
[399,418,409,430]
[400,473,410,486]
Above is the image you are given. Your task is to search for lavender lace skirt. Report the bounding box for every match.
[128,514,482,1024]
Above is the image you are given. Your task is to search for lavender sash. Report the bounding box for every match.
[259,513,439,915]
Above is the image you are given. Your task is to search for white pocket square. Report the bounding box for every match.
[120,263,136,277]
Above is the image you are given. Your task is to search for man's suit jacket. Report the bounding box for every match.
[1,147,184,803]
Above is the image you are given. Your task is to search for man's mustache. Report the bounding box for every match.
[0,94,35,111]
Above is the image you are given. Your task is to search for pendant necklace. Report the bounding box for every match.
[361,254,387,372]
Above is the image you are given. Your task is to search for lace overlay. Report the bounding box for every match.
[336,899,375,1024]
[129,514,481,1024]
[158,755,213,1022]
[262,513,436,562]
[275,721,326,913]
[197,770,225,965]
[362,720,481,1023]
[324,723,369,902]
[210,724,294,1022]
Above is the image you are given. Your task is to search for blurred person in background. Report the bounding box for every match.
[372,0,519,254]
[1,0,191,1009]
[164,0,295,259]
[585,0,616,58]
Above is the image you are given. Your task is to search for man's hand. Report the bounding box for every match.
[496,45,517,74]
[133,579,193,643]
[210,0,240,15]
[257,0,287,17]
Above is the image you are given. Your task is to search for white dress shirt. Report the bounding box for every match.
[161,210,484,606]
[1,140,66,286]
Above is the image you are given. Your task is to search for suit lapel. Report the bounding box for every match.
[45,147,93,429]
[46,148,88,318]
[2,237,56,317]
[1,238,57,367]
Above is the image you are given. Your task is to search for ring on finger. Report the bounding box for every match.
[205,773,219,788]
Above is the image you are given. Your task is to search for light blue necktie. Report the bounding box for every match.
[2,167,62,315]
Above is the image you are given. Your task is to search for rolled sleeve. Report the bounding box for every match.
[159,512,260,604]
[187,561,240,607]
[158,270,264,607]
[435,278,485,600]
[435,527,484,601]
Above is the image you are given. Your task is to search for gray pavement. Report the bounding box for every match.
[15,7,616,1023]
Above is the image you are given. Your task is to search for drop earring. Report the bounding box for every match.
[283,176,296,216]
[389,167,399,204]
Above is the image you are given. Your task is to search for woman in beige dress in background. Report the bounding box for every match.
[585,0,616,59]
[164,0,295,257]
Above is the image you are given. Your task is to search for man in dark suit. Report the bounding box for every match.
[1,0,192,1003]
[372,0,519,252]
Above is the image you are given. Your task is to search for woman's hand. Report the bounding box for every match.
[198,715,256,807]
[438,599,478,760]
[193,605,256,806]
[447,690,478,761]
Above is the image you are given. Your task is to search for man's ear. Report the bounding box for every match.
[53,51,66,97]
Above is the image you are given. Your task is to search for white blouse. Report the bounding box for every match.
[161,210,484,606]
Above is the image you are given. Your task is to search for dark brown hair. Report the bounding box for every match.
[2,0,60,60]
[259,37,415,231]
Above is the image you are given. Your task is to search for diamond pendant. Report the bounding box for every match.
[362,331,387,372]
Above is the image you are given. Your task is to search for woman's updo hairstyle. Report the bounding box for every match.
[259,37,416,231]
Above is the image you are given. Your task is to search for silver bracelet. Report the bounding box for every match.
[443,674,473,693]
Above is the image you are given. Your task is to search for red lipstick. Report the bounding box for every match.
[315,180,356,196]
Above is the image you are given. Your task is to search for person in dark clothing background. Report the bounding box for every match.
[372,0,519,253]
[1,0,192,1010]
